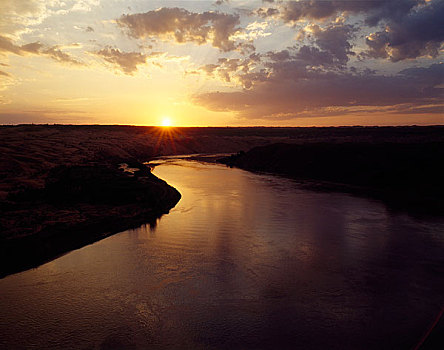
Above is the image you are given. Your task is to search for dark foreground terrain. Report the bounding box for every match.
[218,142,444,215]
[0,160,180,278]
[1,124,444,277]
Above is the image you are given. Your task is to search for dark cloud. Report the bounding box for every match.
[255,0,443,62]
[94,47,147,75]
[362,0,425,26]
[304,23,356,65]
[0,35,82,65]
[199,31,358,91]
[198,20,358,91]
[198,54,263,89]
[399,63,444,86]
[266,49,291,62]
[280,0,337,22]
[214,0,229,5]
[198,30,356,91]
[117,8,241,52]
[194,62,443,120]
[295,46,335,66]
[276,0,420,24]
[255,7,280,18]
[363,0,444,61]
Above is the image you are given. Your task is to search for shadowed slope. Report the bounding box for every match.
[218,142,444,215]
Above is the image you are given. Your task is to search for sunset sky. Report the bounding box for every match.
[0,0,443,126]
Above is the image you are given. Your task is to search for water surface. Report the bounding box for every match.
[1,159,443,349]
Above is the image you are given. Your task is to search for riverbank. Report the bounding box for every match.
[0,126,188,277]
[0,162,180,278]
[218,142,444,216]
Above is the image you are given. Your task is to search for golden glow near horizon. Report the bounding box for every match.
[161,117,172,127]
[0,1,442,126]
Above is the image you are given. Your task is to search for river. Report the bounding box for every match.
[1,158,443,349]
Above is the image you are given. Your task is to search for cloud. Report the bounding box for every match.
[0,35,24,54]
[399,63,444,88]
[94,47,148,75]
[231,21,272,41]
[0,35,83,65]
[268,0,420,24]
[295,46,334,67]
[0,0,47,34]
[363,0,444,61]
[117,7,242,52]
[198,53,263,88]
[255,6,280,18]
[197,26,357,91]
[280,0,338,22]
[214,0,229,5]
[0,70,11,77]
[42,46,83,65]
[0,0,101,37]
[254,0,443,62]
[71,0,100,13]
[193,62,443,120]
[302,22,356,65]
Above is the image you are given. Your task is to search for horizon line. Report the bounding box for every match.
[1,123,444,128]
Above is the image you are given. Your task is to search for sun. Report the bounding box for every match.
[161,117,172,127]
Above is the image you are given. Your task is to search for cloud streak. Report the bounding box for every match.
[0,70,11,77]
[0,35,83,65]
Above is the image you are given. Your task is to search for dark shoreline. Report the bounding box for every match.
[218,142,444,217]
[0,201,178,279]
[0,163,181,279]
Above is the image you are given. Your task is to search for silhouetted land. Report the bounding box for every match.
[1,125,444,277]
[218,142,444,215]
[0,161,181,277]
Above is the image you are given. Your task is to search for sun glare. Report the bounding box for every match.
[161,117,172,127]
